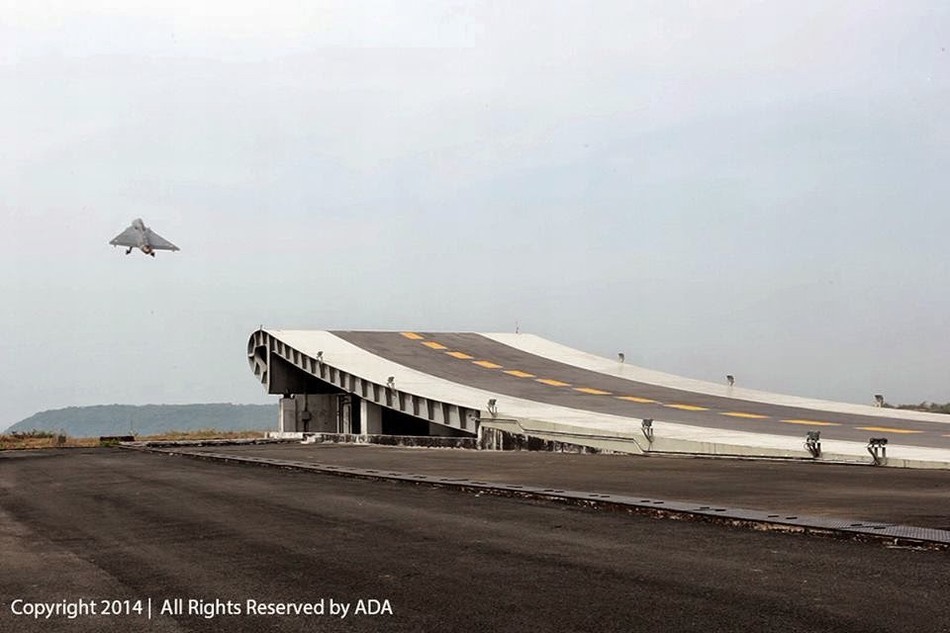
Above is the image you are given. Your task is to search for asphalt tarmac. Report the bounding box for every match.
[1,448,948,632]
[183,443,950,529]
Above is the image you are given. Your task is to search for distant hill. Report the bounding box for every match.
[6,403,275,438]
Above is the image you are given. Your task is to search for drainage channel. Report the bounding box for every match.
[135,446,950,550]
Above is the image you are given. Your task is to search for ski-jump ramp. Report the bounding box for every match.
[247,329,950,468]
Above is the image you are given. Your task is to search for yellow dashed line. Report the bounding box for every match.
[574,387,612,395]
[857,426,924,434]
[422,341,447,350]
[504,370,536,378]
[665,404,709,412]
[446,351,473,360]
[782,419,840,427]
[401,332,424,340]
[473,360,503,369]
[721,412,769,419]
[616,396,658,404]
[537,378,571,387]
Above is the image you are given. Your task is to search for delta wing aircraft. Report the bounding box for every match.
[109,218,180,257]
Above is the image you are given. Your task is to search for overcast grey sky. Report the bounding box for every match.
[2,1,948,430]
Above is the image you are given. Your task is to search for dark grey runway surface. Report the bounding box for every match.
[182,443,950,530]
[2,448,949,633]
[331,331,950,449]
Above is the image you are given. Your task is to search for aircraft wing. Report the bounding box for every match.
[144,228,180,251]
[109,226,139,247]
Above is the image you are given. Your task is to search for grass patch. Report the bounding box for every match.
[1,429,267,450]
[134,429,267,441]
[0,434,99,450]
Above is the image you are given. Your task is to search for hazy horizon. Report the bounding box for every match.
[3,1,948,431]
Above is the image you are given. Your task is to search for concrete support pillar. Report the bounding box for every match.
[302,394,339,433]
[339,395,353,434]
[361,400,382,436]
[279,397,296,433]
[279,395,340,433]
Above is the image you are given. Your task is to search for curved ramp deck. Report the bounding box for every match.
[248,329,950,468]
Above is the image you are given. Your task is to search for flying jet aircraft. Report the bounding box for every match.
[109,218,180,257]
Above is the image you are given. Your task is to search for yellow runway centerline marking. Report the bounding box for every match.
[616,396,658,404]
[664,404,709,411]
[857,426,924,434]
[473,360,503,369]
[422,341,447,350]
[721,412,769,419]
[504,370,535,378]
[536,378,571,387]
[401,332,424,340]
[446,351,474,360]
[782,419,840,427]
[574,387,611,395]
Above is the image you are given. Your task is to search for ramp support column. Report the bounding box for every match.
[339,395,353,434]
[279,397,296,433]
[361,400,382,436]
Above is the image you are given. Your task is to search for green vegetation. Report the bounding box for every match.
[0,432,95,450]
[1,428,266,450]
[894,402,950,415]
[135,428,265,441]
[1,429,71,448]
[9,429,56,439]
[5,403,274,438]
